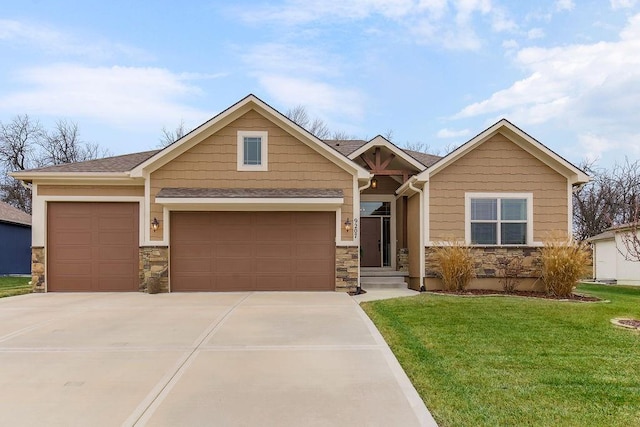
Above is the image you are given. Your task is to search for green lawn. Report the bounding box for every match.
[362,284,640,427]
[0,276,32,298]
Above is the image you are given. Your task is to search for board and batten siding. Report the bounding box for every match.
[149,110,354,241]
[37,185,145,197]
[429,132,568,243]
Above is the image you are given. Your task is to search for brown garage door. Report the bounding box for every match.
[47,202,139,292]
[170,211,335,291]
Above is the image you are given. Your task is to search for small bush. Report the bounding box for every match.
[497,255,524,293]
[432,241,476,292]
[540,237,591,297]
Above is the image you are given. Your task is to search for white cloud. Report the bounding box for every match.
[0,64,214,128]
[241,42,365,127]
[453,13,640,160]
[437,128,471,138]
[238,0,515,51]
[241,44,340,77]
[527,28,545,39]
[555,0,575,11]
[579,133,618,163]
[0,19,150,61]
[611,0,638,9]
[502,39,519,50]
[257,75,364,121]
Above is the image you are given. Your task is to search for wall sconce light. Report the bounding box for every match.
[151,217,160,232]
[371,177,378,189]
[344,218,352,233]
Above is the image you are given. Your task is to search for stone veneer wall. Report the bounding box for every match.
[31,247,45,293]
[397,248,409,272]
[139,247,169,293]
[425,246,543,289]
[336,246,358,292]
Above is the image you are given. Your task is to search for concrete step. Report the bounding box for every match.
[360,276,408,289]
[360,281,408,290]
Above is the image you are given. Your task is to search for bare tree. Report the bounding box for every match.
[0,114,41,172]
[285,105,334,139]
[573,158,640,241]
[159,120,188,147]
[38,120,108,166]
[402,141,431,154]
[0,115,106,213]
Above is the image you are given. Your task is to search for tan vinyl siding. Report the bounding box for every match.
[429,132,568,243]
[37,185,144,197]
[150,110,353,240]
[407,193,421,282]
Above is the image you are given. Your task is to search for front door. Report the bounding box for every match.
[361,217,382,267]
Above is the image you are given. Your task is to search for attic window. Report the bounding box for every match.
[237,131,268,171]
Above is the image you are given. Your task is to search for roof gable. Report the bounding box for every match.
[415,119,590,185]
[348,135,428,171]
[130,94,370,180]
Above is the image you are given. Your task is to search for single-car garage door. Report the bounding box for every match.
[47,202,139,292]
[170,211,335,291]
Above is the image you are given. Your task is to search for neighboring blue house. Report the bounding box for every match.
[0,201,31,275]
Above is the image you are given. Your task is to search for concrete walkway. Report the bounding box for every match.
[0,292,436,426]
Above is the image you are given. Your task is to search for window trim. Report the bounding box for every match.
[465,192,533,246]
[237,131,268,171]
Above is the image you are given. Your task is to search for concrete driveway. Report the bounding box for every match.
[0,292,436,426]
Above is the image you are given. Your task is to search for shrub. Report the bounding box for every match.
[497,255,524,293]
[540,237,591,297]
[432,241,476,292]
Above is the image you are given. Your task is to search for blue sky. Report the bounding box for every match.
[1,1,639,168]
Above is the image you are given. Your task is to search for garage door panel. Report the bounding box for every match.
[215,275,255,291]
[213,243,250,257]
[256,258,292,273]
[254,226,292,241]
[48,202,139,292]
[54,246,93,261]
[295,227,332,241]
[255,276,292,290]
[213,226,253,242]
[292,275,329,290]
[172,259,212,273]
[171,211,335,291]
[254,243,291,258]
[174,243,212,258]
[295,259,333,273]
[55,263,92,276]
[295,243,333,259]
[215,259,254,274]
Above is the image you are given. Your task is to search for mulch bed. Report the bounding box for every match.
[429,289,601,302]
[618,319,640,329]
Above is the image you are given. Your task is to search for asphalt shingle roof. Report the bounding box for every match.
[17,139,440,174]
[20,150,160,173]
[0,202,31,226]
[156,188,344,198]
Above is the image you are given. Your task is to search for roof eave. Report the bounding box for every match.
[10,171,135,182]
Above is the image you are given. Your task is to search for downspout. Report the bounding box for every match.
[355,177,373,293]
[408,179,426,292]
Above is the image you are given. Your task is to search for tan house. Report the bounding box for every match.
[11,94,589,293]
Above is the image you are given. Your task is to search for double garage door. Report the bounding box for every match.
[170,211,335,291]
[47,203,335,292]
